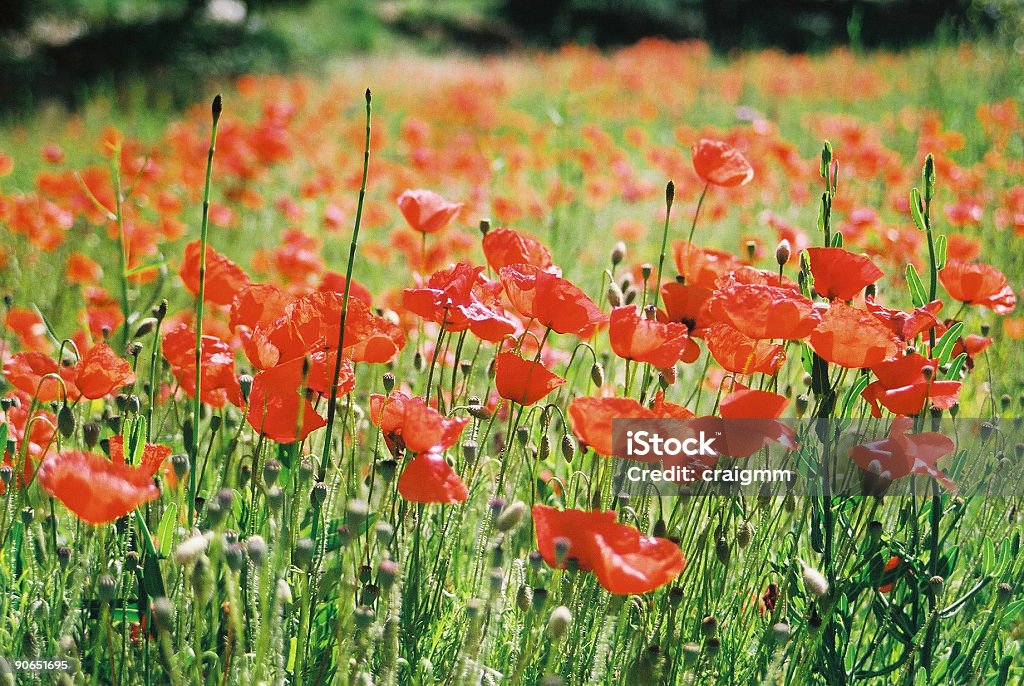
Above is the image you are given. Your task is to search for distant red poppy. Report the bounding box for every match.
[71,343,135,400]
[162,324,244,408]
[689,386,796,458]
[849,417,956,492]
[482,227,557,273]
[671,242,746,290]
[809,302,901,368]
[397,189,464,234]
[179,240,252,307]
[318,272,374,306]
[369,391,469,455]
[494,352,565,406]
[36,449,160,525]
[805,247,883,301]
[608,306,689,369]
[703,322,785,375]
[403,263,517,342]
[246,356,329,444]
[2,352,69,402]
[0,394,57,492]
[940,260,1017,314]
[5,308,51,353]
[397,453,468,504]
[707,280,821,341]
[862,353,961,418]
[499,264,606,335]
[865,298,943,341]
[691,139,754,187]
[532,505,686,594]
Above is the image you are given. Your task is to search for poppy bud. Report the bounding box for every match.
[610,241,626,266]
[370,559,396,593]
[467,402,490,420]
[867,520,883,542]
[381,372,396,394]
[246,535,267,566]
[115,394,128,412]
[414,352,425,372]
[745,240,757,261]
[929,575,944,598]
[183,417,195,457]
[133,317,157,339]
[590,362,605,387]
[0,465,11,487]
[617,491,630,509]
[641,263,653,281]
[980,322,991,336]
[57,403,75,438]
[310,481,328,509]
[715,538,730,566]
[538,434,552,461]
[865,283,876,299]
[703,637,720,657]
[607,282,623,308]
[546,605,572,640]
[191,555,213,604]
[377,458,397,483]
[980,422,995,442]
[488,567,504,596]
[346,499,370,531]
[462,440,478,464]
[772,622,790,645]
[795,394,809,418]
[152,597,174,633]
[169,454,189,482]
[801,560,829,597]
[775,239,791,267]
[1001,393,1011,412]
[57,546,72,569]
[82,422,100,448]
[479,218,491,236]
[736,521,753,548]
[922,153,935,204]
[516,426,530,447]
[225,543,244,572]
[660,365,677,386]
[234,374,252,404]
[2,293,12,308]
[528,551,544,573]
[298,458,314,483]
[21,506,34,525]
[211,93,222,121]
[516,585,531,612]
[948,402,959,418]
[293,538,315,570]
[125,550,139,573]
[260,458,281,487]
[560,434,575,462]
[375,521,394,545]
[126,395,141,415]
[997,582,1013,603]
[495,501,527,533]
[682,642,700,666]
[624,287,637,305]
[652,518,667,538]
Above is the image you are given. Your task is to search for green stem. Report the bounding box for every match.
[320,89,372,482]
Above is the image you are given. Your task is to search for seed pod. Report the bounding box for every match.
[553,537,572,567]
[382,372,395,393]
[225,543,244,572]
[310,482,328,508]
[531,587,549,612]
[245,535,267,566]
[997,582,1013,603]
[266,486,284,512]
[516,585,531,612]
[57,546,72,569]
[479,218,491,236]
[610,242,626,266]
[701,615,718,637]
[238,374,253,402]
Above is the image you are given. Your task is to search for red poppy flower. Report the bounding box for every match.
[36,449,160,525]
[849,417,956,492]
[865,298,943,341]
[162,324,244,408]
[568,393,695,459]
[809,302,901,369]
[108,435,174,486]
[1,394,57,492]
[861,353,961,418]
[671,242,745,290]
[703,322,785,375]
[691,139,754,187]
[179,240,252,307]
[230,283,291,332]
[482,227,557,273]
[650,391,696,419]
[495,352,565,406]
[5,308,51,352]
[396,189,464,234]
[707,280,821,341]
[609,306,689,369]
[397,453,468,504]
[403,263,517,342]
[532,505,686,594]
[939,260,1016,314]
[499,264,606,335]
[805,247,883,301]
[689,386,797,458]
[878,556,902,593]
[369,391,469,455]
[246,356,329,444]
[318,272,374,306]
[83,287,124,339]
[2,352,69,402]
[72,343,135,400]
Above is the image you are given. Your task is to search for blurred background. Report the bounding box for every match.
[0,0,1020,117]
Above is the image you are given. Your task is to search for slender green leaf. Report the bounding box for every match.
[945,352,968,380]
[933,322,963,365]
[910,188,926,230]
[906,264,928,307]
[935,234,947,269]
[157,503,178,558]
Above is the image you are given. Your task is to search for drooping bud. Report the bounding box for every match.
[775,239,791,267]
[546,605,572,640]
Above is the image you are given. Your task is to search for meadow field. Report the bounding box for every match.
[0,38,1023,684]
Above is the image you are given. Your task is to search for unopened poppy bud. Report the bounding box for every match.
[795,394,809,418]
[528,551,544,572]
[949,402,959,418]
[310,481,328,508]
[641,263,652,281]
[531,586,549,612]
[125,550,139,573]
[772,622,790,645]
[682,642,700,665]
[413,352,425,372]
[225,542,244,572]
[58,403,75,438]
[652,518,667,538]
[703,637,720,656]
[276,579,293,607]
[736,521,753,548]
[0,464,10,487]
[378,559,399,591]
[547,605,572,640]
[516,584,531,612]
[715,538,730,565]
[921,365,934,382]
[245,535,267,566]
[78,422,99,449]
[701,615,718,637]
[665,180,675,209]
[168,454,188,482]
[610,241,626,266]
[553,537,572,567]
[745,240,757,261]
[560,434,575,462]
[134,317,158,338]
[115,393,128,412]
[980,422,995,442]
[516,426,530,447]
[467,402,490,420]
[1000,393,1011,411]
[801,560,829,597]
[377,458,397,483]
[293,538,314,570]
[56,546,72,569]
[479,218,490,236]
[462,440,478,464]
[775,239,791,267]
[488,567,504,595]
[997,582,1013,603]
[152,597,174,632]
[495,501,527,533]
[183,417,195,456]
[21,506,34,525]
[538,434,551,460]
[375,521,394,545]
[590,362,605,387]
[929,575,944,598]
[624,287,638,305]
[607,282,623,308]
[867,520,883,542]
[346,499,369,531]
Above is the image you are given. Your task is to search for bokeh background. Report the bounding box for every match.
[1,0,1021,117]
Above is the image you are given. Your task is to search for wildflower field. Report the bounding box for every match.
[1,39,1023,684]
